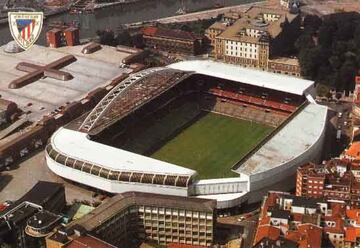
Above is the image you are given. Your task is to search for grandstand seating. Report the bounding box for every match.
[89,73,305,159]
[204,87,302,114]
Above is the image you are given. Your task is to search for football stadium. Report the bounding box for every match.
[46,60,328,209]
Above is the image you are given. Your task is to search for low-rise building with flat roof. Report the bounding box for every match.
[46,192,216,247]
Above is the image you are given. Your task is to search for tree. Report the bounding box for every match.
[296,12,360,92]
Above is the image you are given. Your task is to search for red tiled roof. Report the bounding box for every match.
[345,227,360,242]
[346,142,360,160]
[254,225,281,244]
[285,230,302,243]
[292,213,303,222]
[346,209,360,224]
[297,224,322,248]
[330,202,346,217]
[259,215,271,225]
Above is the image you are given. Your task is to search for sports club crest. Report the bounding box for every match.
[8,12,43,50]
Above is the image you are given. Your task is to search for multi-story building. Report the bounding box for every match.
[207,6,301,76]
[205,22,227,48]
[254,191,360,248]
[296,160,360,208]
[296,163,326,198]
[142,26,204,55]
[0,181,66,248]
[47,192,216,248]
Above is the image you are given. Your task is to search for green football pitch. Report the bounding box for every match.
[151,112,274,179]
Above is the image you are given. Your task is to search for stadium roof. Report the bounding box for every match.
[51,127,196,176]
[167,60,314,96]
[234,103,328,176]
[77,67,190,134]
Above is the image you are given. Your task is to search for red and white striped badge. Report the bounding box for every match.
[8,12,43,50]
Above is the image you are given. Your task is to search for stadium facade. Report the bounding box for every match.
[46,60,328,210]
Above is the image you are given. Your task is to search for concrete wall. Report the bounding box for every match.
[190,178,248,195]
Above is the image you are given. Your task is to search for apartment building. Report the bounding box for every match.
[296,160,360,208]
[142,26,204,55]
[46,192,216,248]
[206,6,301,76]
[254,191,360,248]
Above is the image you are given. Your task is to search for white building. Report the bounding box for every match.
[46,60,327,209]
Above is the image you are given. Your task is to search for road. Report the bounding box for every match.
[301,0,360,15]
[143,1,266,24]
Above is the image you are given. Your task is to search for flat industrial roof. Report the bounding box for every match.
[0,44,131,122]
[235,103,328,176]
[51,127,196,176]
[168,60,314,96]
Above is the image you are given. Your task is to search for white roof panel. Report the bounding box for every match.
[168,60,314,96]
[51,127,197,176]
[235,103,328,176]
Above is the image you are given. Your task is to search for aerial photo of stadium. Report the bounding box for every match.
[46,60,328,210]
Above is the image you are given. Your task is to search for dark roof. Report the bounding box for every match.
[27,210,61,229]
[0,181,64,236]
[143,26,202,41]
[15,181,64,206]
[269,209,291,219]
[283,194,324,208]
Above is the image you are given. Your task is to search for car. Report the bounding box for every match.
[237,216,245,222]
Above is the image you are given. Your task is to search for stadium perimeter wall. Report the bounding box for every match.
[190,178,248,195]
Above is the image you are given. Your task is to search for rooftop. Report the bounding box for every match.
[67,235,116,248]
[70,192,216,232]
[51,127,196,176]
[234,103,327,176]
[167,60,314,96]
[207,22,228,31]
[217,6,298,42]
[14,181,64,206]
[269,57,299,66]
[143,26,202,41]
[0,44,131,122]
[346,141,360,160]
